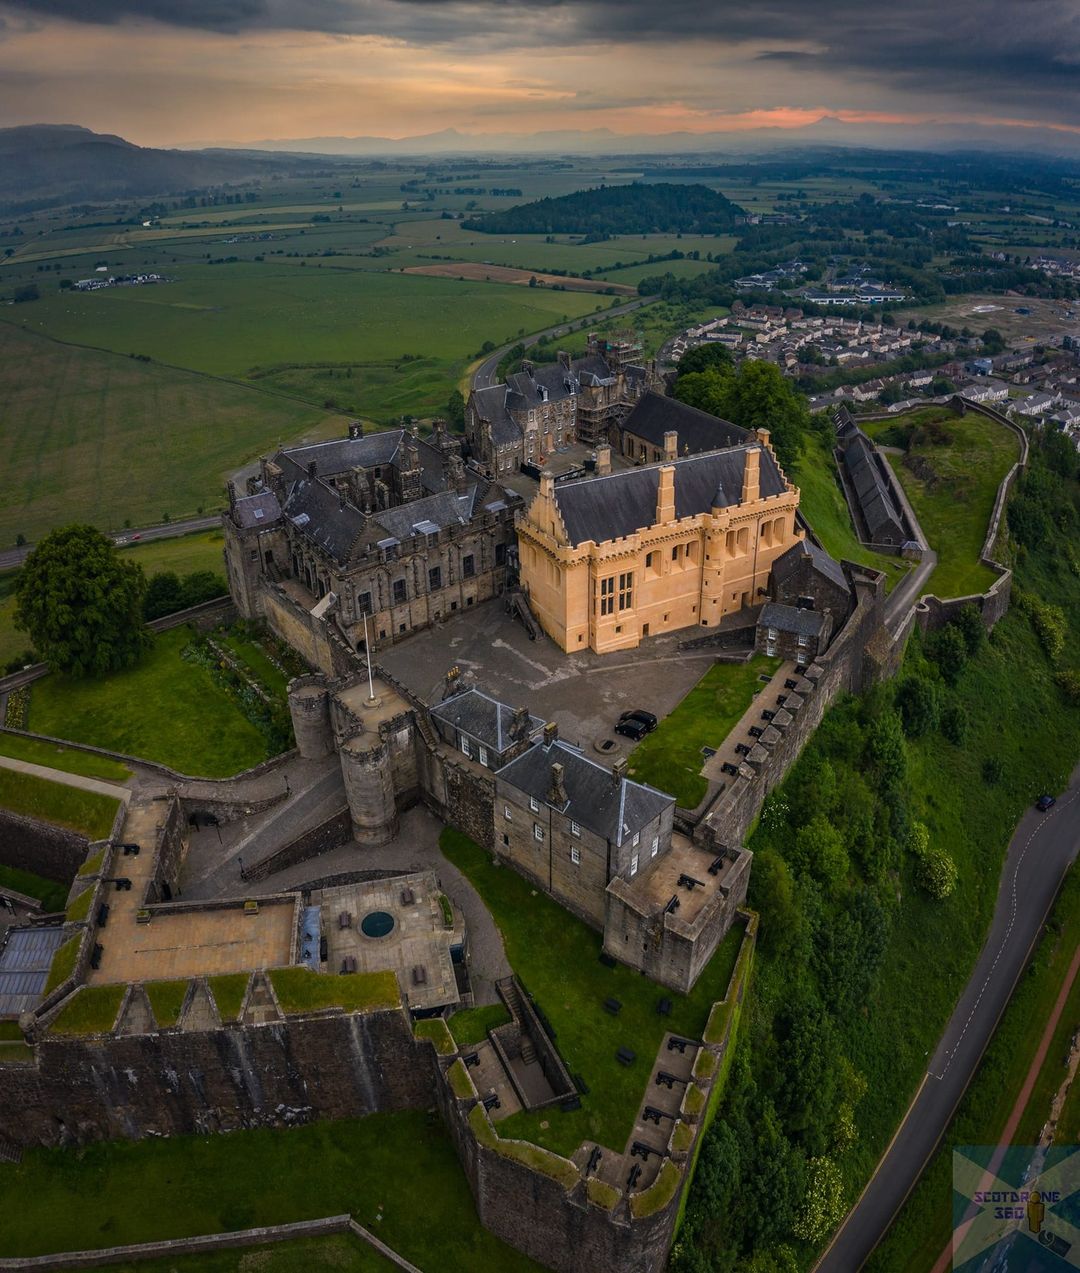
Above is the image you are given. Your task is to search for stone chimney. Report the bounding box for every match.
[447,452,468,493]
[542,721,558,747]
[612,757,628,785]
[548,762,568,806]
[443,665,461,698]
[540,472,556,502]
[757,427,772,452]
[558,350,572,371]
[656,465,676,525]
[307,460,317,479]
[348,420,363,440]
[227,480,238,510]
[510,705,531,740]
[596,444,612,476]
[521,359,534,377]
[741,447,760,504]
[663,430,678,461]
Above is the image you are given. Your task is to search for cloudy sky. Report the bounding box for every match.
[0,0,1078,147]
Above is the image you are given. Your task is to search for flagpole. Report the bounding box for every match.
[363,611,376,704]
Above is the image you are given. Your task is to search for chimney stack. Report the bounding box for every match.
[596,444,612,476]
[741,447,760,504]
[612,757,628,785]
[558,350,571,371]
[548,762,568,806]
[510,705,531,740]
[227,480,238,510]
[348,420,363,440]
[540,472,556,501]
[656,465,676,525]
[542,721,558,748]
[663,430,678,461]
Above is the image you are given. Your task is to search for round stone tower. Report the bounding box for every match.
[339,731,399,846]
[287,675,334,760]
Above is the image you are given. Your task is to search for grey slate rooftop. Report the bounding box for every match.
[771,539,849,594]
[497,737,673,846]
[552,444,787,547]
[760,602,824,638]
[620,391,748,455]
[430,688,544,753]
[232,490,282,529]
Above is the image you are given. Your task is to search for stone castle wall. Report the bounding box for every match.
[0,809,89,885]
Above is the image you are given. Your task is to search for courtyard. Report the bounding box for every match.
[378,596,721,755]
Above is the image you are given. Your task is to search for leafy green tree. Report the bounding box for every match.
[927,624,968,685]
[868,708,906,790]
[917,847,958,899]
[950,605,986,657]
[721,360,810,473]
[941,701,969,744]
[678,343,734,376]
[674,367,730,419]
[446,387,466,430]
[143,571,184,621]
[794,1157,846,1244]
[15,525,149,677]
[748,849,799,951]
[895,675,941,737]
[178,570,227,609]
[796,814,849,894]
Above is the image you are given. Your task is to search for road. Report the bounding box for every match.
[815,765,1080,1271]
[470,295,659,392]
[0,514,221,573]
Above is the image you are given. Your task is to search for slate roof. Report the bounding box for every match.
[842,433,905,540]
[371,487,481,540]
[771,539,849,594]
[282,477,366,563]
[620,391,748,455]
[497,738,673,847]
[760,602,825,638]
[0,924,65,1016]
[232,490,281,529]
[430,689,544,753]
[552,445,786,547]
[277,430,445,493]
[472,384,522,446]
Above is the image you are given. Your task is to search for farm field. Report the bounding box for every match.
[896,293,1080,345]
[0,324,341,546]
[863,408,1020,598]
[402,261,635,294]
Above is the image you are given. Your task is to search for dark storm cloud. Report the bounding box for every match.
[5,0,1080,121]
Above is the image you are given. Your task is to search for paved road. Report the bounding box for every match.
[0,754,132,801]
[0,514,221,573]
[471,295,659,392]
[815,765,1080,1271]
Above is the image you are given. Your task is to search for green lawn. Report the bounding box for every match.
[0,324,341,546]
[118,529,228,578]
[92,1233,396,1273]
[0,863,69,911]
[790,431,912,593]
[0,1112,542,1272]
[447,1002,512,1047]
[627,655,781,809]
[0,733,130,782]
[218,629,290,698]
[867,866,1080,1273]
[0,767,119,839]
[862,408,1020,599]
[26,626,270,778]
[440,828,743,1157]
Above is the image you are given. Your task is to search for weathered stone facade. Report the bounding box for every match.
[0,809,89,885]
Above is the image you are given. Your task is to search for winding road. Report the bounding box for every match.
[815,764,1080,1271]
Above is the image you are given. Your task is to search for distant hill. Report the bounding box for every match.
[461,182,744,236]
[0,125,332,212]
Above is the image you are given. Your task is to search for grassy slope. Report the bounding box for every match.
[0,734,130,782]
[864,408,1020,599]
[0,767,118,839]
[0,324,340,545]
[867,867,1080,1273]
[0,863,69,911]
[0,1112,542,1272]
[441,827,742,1157]
[27,626,269,778]
[790,431,912,593]
[92,1233,395,1273]
[627,655,780,808]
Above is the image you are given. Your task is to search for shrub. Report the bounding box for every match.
[1055,669,1080,705]
[927,625,968,686]
[917,848,958,900]
[896,676,941,738]
[793,1156,845,1244]
[982,755,1004,785]
[940,702,969,744]
[1029,599,1066,662]
[951,605,986,656]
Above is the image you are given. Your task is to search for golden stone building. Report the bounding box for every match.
[516,428,802,653]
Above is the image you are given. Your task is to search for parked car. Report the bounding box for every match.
[615,716,650,742]
[618,709,658,732]
[1036,794,1056,812]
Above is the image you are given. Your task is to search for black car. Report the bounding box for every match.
[615,716,650,741]
[618,709,658,732]
[1036,794,1057,812]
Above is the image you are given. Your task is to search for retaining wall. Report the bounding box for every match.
[0,810,89,884]
[244,809,352,883]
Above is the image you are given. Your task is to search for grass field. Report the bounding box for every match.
[0,767,119,839]
[627,655,781,808]
[0,734,130,782]
[0,863,69,911]
[791,431,912,592]
[117,529,228,578]
[26,626,270,777]
[864,408,1020,598]
[0,324,341,545]
[92,1233,395,1272]
[866,866,1080,1273]
[440,828,743,1157]
[0,1111,542,1272]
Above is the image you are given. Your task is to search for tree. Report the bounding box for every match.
[868,708,906,791]
[143,571,183,621]
[927,624,968,685]
[895,675,941,737]
[15,525,149,677]
[941,702,969,744]
[721,360,810,473]
[678,343,734,376]
[950,605,986,657]
[917,847,958,899]
[178,570,227,609]
[13,283,39,303]
[446,388,466,430]
[795,814,849,894]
